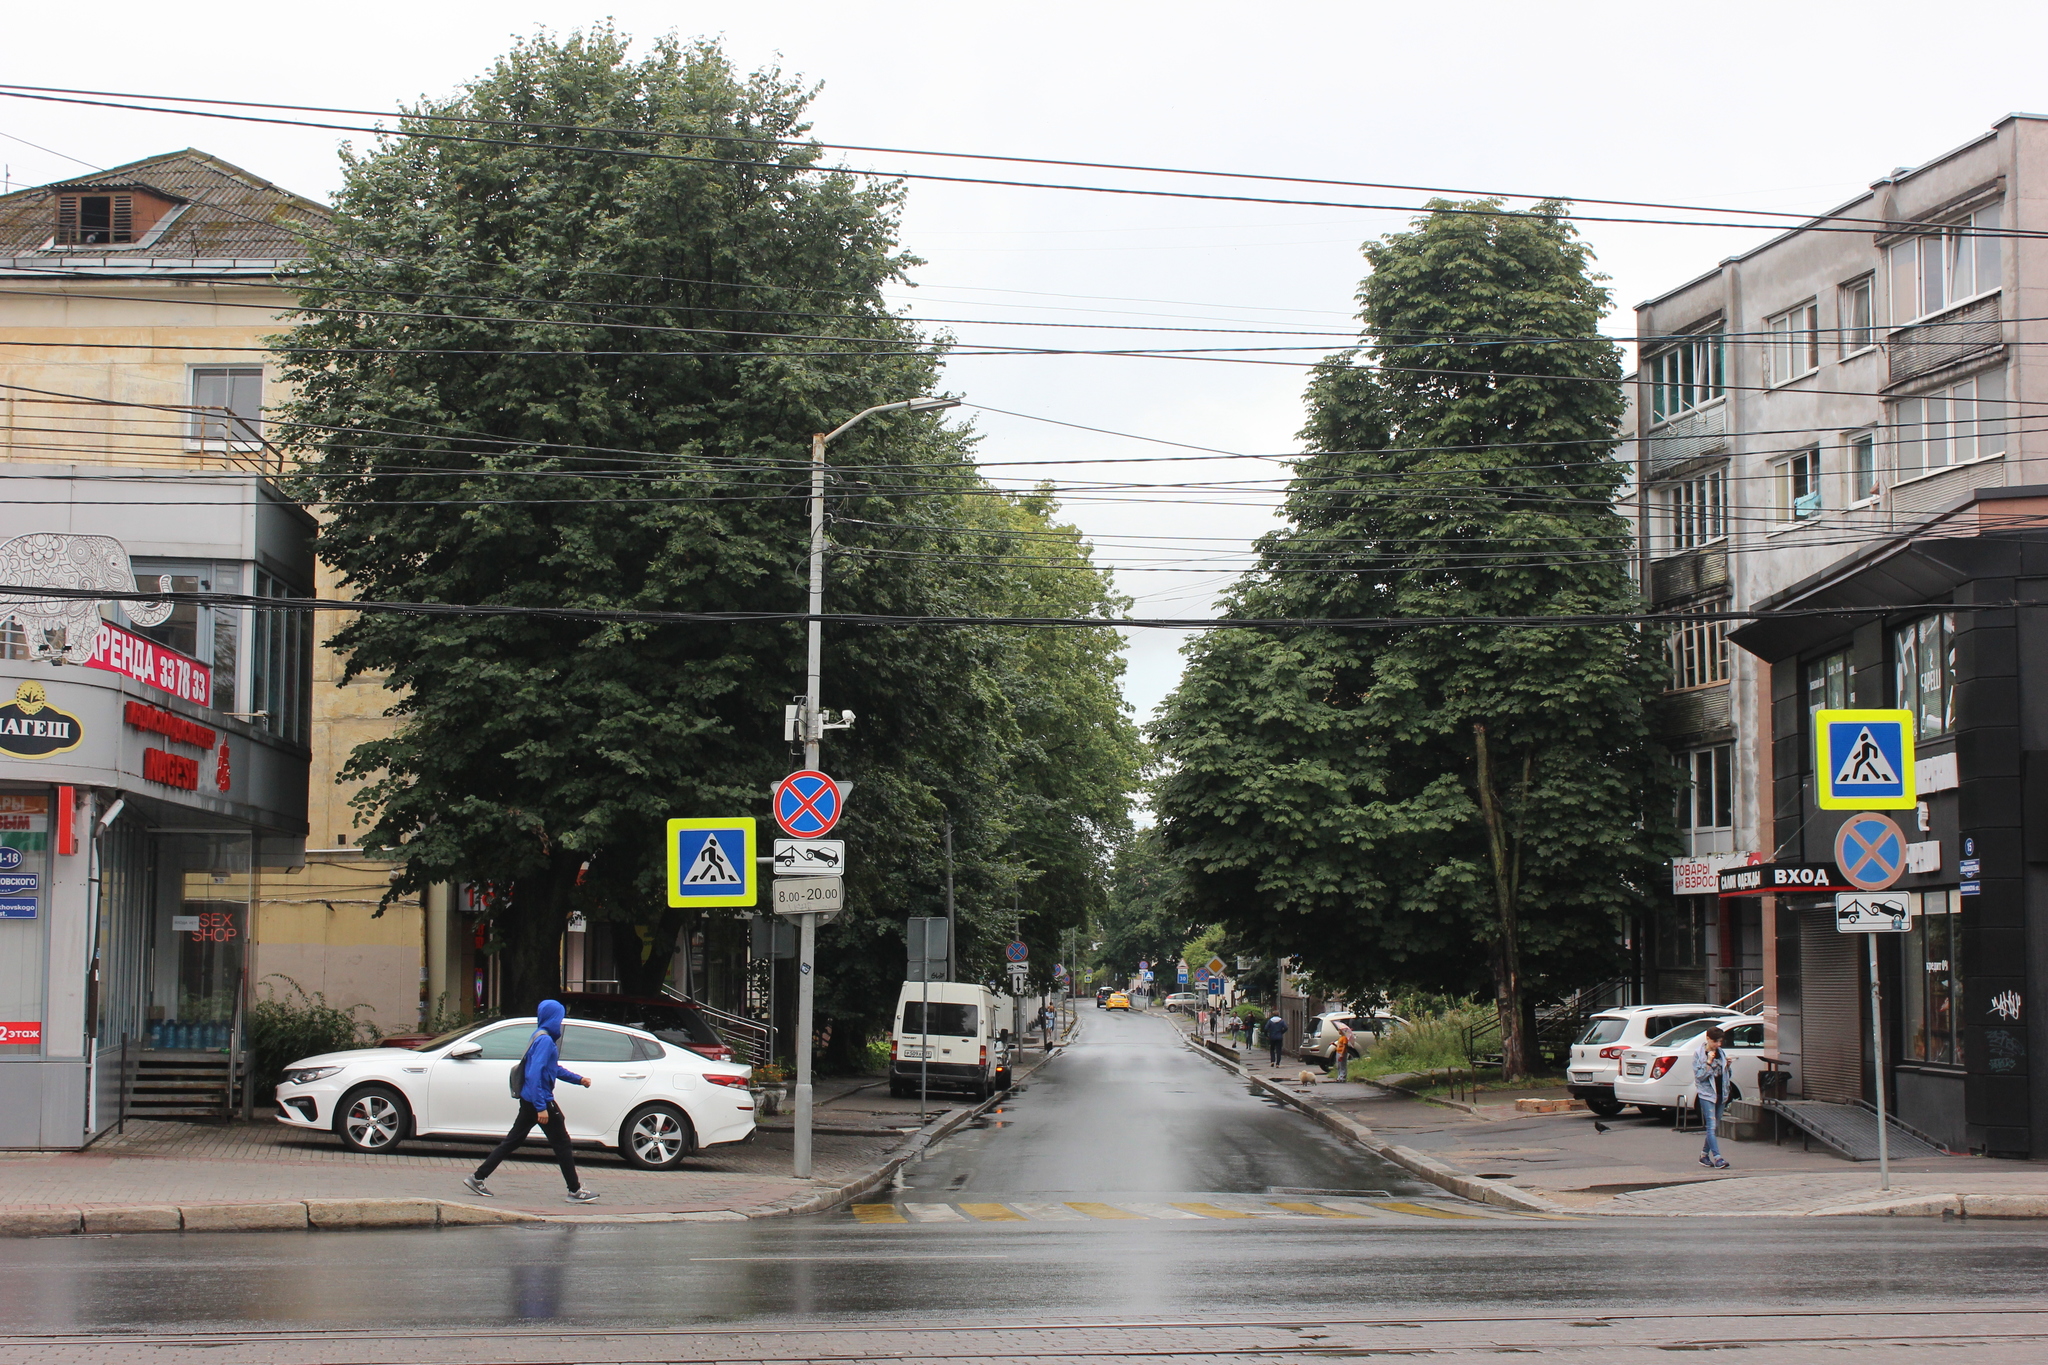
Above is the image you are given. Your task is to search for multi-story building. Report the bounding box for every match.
[1637,115,2048,1156]
[0,151,466,1146]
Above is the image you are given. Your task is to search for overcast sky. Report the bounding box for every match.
[7,0,2048,728]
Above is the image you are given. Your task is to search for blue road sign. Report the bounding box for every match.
[1006,940,1029,962]
[1178,966,1189,984]
[1834,812,1907,892]
[773,770,842,838]
[1815,709,1914,810]
[0,897,35,920]
[0,873,34,895]
[0,848,20,870]
[666,818,757,907]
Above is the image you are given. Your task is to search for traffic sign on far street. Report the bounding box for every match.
[773,839,845,875]
[773,770,843,837]
[1815,709,1914,809]
[1177,965,1189,985]
[1205,956,1227,979]
[1834,811,1908,891]
[1836,891,1911,932]
[1005,940,1029,962]
[666,818,757,908]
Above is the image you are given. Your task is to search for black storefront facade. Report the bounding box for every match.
[1733,490,2048,1159]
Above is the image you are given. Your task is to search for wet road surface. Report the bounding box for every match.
[3,1010,2047,1360]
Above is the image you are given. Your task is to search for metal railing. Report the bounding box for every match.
[1724,986,1765,1016]
[662,987,776,1069]
[1462,977,1630,1070]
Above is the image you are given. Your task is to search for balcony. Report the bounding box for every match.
[1649,544,1729,606]
[1644,401,1728,478]
[1887,294,2001,390]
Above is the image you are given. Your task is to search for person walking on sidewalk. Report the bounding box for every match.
[1327,1019,1355,1078]
[1694,1025,1732,1170]
[464,1000,601,1203]
[1264,1013,1288,1067]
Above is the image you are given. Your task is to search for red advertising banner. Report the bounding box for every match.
[86,621,212,707]
[0,1021,41,1046]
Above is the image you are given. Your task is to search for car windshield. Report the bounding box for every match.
[1578,1017,1628,1046]
[416,1024,490,1052]
[1648,1017,1725,1046]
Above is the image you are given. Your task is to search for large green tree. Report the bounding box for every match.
[275,29,1138,1038]
[1152,200,1675,1076]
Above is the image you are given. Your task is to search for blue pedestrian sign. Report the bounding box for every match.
[1815,709,1914,810]
[666,818,758,907]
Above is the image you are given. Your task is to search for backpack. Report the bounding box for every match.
[508,1032,543,1098]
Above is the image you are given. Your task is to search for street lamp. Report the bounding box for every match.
[790,394,959,1181]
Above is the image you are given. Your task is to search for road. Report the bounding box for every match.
[3,1009,2047,1362]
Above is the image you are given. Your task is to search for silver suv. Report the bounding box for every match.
[1567,1004,1737,1117]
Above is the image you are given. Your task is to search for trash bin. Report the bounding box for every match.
[1759,1069,1789,1100]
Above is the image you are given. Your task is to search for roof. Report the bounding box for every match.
[0,149,327,275]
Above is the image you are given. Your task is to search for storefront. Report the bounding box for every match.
[0,496,311,1149]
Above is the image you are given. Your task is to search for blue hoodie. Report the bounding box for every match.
[518,1000,586,1109]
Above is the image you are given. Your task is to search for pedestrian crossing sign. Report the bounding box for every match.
[1814,709,1914,810]
[666,818,758,907]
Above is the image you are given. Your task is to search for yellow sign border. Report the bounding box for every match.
[666,817,757,907]
[1814,708,1915,810]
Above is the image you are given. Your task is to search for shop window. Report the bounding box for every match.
[1675,745,1733,854]
[250,569,310,745]
[1893,613,1955,739]
[1667,597,1730,691]
[127,559,240,710]
[0,791,51,1056]
[1903,891,1962,1065]
[1806,648,1852,716]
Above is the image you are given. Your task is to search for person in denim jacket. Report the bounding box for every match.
[1694,1025,1732,1170]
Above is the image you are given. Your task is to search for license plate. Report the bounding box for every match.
[1625,1063,1644,1075]
[1570,1072,1591,1082]
[901,1045,931,1059]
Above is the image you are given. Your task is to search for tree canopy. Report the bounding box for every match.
[274,28,1139,1047]
[1151,200,1676,1072]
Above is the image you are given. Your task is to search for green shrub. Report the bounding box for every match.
[246,975,379,1101]
[1351,1002,1493,1079]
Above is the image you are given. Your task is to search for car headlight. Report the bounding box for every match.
[282,1066,343,1086]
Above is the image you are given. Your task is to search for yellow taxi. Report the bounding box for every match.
[1105,992,1132,1010]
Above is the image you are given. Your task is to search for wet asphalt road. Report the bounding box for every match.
[3,1010,2048,1360]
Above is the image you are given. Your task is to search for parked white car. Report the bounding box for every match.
[274,1016,755,1169]
[1299,1010,1408,1062]
[1566,1003,1737,1117]
[1611,1015,1774,1116]
[1162,992,1202,1013]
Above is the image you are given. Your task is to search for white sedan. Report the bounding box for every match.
[274,1016,755,1170]
[1611,1015,1775,1116]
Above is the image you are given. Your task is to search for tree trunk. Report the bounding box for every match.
[497,859,578,1015]
[1472,724,1533,1080]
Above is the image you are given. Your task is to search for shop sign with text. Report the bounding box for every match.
[87,621,211,706]
[0,681,82,759]
[1718,861,1856,897]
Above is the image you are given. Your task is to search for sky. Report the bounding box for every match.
[6,0,2048,727]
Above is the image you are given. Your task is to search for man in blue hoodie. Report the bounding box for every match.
[464,1000,599,1203]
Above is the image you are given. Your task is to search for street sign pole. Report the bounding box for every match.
[1869,933,1890,1191]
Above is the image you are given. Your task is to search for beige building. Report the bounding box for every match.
[0,150,459,1097]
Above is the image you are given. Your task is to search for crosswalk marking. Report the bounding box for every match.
[1170,1201,1257,1219]
[904,1203,969,1222]
[1120,1202,1205,1219]
[1370,1201,1484,1220]
[958,1202,1027,1221]
[851,1204,906,1223]
[1065,1201,1146,1219]
[1269,1201,1369,1219]
[1008,1201,1087,1220]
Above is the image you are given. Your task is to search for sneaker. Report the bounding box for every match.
[1698,1154,1715,1168]
[462,1176,492,1197]
[565,1189,600,1204]
[1711,1158,1731,1170]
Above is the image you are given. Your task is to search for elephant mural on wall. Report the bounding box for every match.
[0,533,175,664]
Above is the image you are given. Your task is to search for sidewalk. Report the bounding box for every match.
[1172,1012,2048,1218]
[0,1072,968,1234]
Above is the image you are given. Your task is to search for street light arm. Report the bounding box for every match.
[821,395,960,445]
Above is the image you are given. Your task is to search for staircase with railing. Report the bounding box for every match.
[662,987,777,1069]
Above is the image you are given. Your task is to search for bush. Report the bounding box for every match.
[246,975,379,1102]
[1351,1001,1493,1079]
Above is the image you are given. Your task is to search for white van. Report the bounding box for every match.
[889,981,1012,1100]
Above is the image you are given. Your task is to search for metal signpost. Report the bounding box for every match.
[1831,799,1913,1193]
[906,916,948,1121]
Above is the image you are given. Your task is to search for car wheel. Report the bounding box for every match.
[888,1079,911,1099]
[336,1085,410,1153]
[619,1102,695,1170]
[1585,1096,1626,1118]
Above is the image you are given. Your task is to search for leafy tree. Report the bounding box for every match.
[1093,827,1199,989]
[1152,200,1676,1076]
[275,29,1139,1035]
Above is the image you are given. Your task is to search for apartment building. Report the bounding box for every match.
[1637,115,2048,1156]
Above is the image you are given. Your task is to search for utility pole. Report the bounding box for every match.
[943,819,956,983]
[789,395,957,1182]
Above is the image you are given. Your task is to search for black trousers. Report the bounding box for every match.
[1267,1038,1284,1066]
[474,1100,581,1191]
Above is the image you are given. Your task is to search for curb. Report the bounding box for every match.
[1181,1035,1570,1217]
[0,1198,538,1239]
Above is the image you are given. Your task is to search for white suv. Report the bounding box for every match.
[1566,1004,1736,1117]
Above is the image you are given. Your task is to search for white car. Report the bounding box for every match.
[1611,1015,1774,1116]
[1162,992,1201,1013]
[1566,1003,1737,1117]
[274,1016,755,1170]
[1299,1010,1407,1062]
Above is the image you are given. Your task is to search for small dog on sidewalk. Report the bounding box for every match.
[1297,1069,1320,1086]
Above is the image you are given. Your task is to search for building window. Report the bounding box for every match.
[1806,648,1852,716]
[56,193,132,245]
[1766,301,1820,384]
[250,569,311,745]
[1891,369,2006,480]
[126,560,241,711]
[1676,745,1734,855]
[1661,466,1727,552]
[1657,902,1708,969]
[1667,598,1730,691]
[189,368,264,447]
[1888,202,2001,324]
[1893,612,1955,740]
[1776,448,1821,520]
[1840,276,1876,352]
[1846,432,1879,501]
[1647,326,1726,424]
[1903,890,1962,1066]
